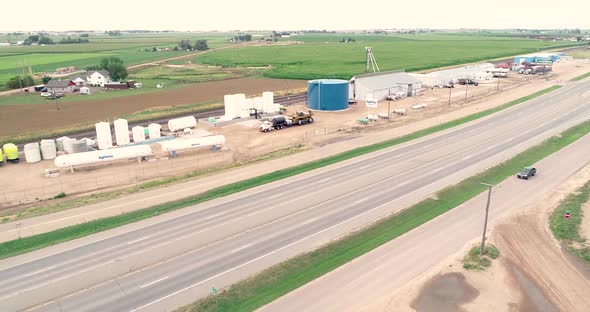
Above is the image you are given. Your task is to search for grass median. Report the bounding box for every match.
[571,71,590,82]
[0,85,562,260]
[179,119,590,312]
[550,179,590,263]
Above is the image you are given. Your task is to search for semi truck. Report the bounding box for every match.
[259,111,314,132]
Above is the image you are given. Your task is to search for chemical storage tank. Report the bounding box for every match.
[224,94,236,119]
[114,119,130,146]
[168,116,197,132]
[40,139,57,160]
[63,139,77,154]
[148,123,161,139]
[72,140,88,153]
[307,79,349,111]
[132,126,146,142]
[54,145,152,168]
[0,149,3,165]
[3,143,19,163]
[24,143,41,163]
[95,121,113,150]
[56,136,69,152]
[159,135,225,152]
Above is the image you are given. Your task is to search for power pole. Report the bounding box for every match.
[464,83,469,101]
[448,87,452,106]
[496,75,500,91]
[387,98,391,120]
[480,182,494,256]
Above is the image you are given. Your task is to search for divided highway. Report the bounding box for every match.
[1,81,590,312]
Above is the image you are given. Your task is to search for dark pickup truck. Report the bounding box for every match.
[517,166,537,180]
[458,78,479,86]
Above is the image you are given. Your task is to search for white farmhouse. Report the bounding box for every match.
[86,70,111,87]
[72,76,87,86]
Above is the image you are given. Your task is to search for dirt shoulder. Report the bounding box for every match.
[389,165,590,312]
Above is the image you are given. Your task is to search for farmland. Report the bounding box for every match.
[195,33,585,80]
[0,32,230,91]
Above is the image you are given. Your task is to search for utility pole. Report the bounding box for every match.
[480,182,494,256]
[387,98,391,121]
[448,87,452,106]
[496,75,500,91]
[464,83,469,101]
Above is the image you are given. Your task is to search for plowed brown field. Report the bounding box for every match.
[0,78,306,136]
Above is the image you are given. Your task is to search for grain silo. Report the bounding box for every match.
[307,79,349,111]
[24,143,41,163]
[95,121,113,150]
[114,119,130,146]
[132,126,146,142]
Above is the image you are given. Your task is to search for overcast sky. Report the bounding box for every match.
[2,0,588,31]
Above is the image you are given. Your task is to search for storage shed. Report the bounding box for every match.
[80,86,90,95]
[349,70,422,101]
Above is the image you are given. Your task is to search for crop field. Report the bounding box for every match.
[0,33,230,91]
[196,33,584,80]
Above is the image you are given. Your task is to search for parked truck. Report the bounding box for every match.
[259,110,314,132]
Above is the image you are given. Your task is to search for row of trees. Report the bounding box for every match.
[233,34,252,42]
[178,39,208,51]
[59,36,90,44]
[23,35,54,45]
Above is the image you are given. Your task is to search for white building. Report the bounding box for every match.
[349,70,422,101]
[72,76,87,86]
[80,86,91,95]
[86,70,111,87]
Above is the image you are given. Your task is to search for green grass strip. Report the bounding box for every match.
[571,71,590,82]
[0,85,562,260]
[550,179,590,263]
[180,119,590,312]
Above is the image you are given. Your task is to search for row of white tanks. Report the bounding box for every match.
[97,119,164,150]
[223,91,278,120]
[24,138,92,163]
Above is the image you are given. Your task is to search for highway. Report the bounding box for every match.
[1,80,589,312]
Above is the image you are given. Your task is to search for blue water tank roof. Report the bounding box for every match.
[308,79,348,85]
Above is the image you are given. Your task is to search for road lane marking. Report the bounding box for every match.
[316,178,332,183]
[353,198,369,205]
[301,218,318,225]
[231,243,255,254]
[267,193,284,199]
[140,276,169,289]
[126,236,152,245]
[358,165,371,170]
[24,266,56,277]
[205,212,226,220]
[462,155,472,160]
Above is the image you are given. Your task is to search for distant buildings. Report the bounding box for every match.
[86,70,111,87]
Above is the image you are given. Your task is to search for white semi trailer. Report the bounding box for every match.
[54,145,152,169]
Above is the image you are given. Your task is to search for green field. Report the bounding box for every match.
[196,33,584,80]
[0,32,231,91]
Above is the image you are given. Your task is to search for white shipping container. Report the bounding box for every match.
[114,118,130,146]
[132,126,146,142]
[168,116,197,132]
[148,123,162,139]
[95,122,113,150]
[159,135,225,152]
[54,145,152,168]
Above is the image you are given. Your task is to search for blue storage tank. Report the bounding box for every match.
[307,79,349,111]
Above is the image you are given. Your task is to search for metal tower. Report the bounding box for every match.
[365,47,380,73]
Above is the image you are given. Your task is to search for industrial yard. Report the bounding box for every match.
[1,57,588,211]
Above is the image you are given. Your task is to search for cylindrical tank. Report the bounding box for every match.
[167,116,197,132]
[63,138,76,154]
[56,136,69,152]
[54,145,152,168]
[159,135,226,152]
[224,94,235,119]
[132,126,146,142]
[0,149,3,165]
[307,79,349,111]
[40,139,57,160]
[263,91,275,113]
[114,118,130,146]
[24,143,41,163]
[148,123,161,139]
[95,121,113,150]
[3,143,19,163]
[72,140,88,153]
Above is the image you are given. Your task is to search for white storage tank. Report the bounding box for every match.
[95,121,113,150]
[40,139,57,160]
[148,123,161,139]
[168,116,197,132]
[263,91,275,112]
[63,138,77,154]
[114,118,130,146]
[132,126,146,142]
[54,145,152,168]
[235,94,246,118]
[56,136,69,152]
[224,94,236,119]
[24,143,41,163]
[72,140,88,153]
[159,135,226,152]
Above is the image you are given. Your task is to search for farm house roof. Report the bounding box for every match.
[46,80,74,88]
[87,70,111,77]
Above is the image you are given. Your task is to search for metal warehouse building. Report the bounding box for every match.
[349,70,422,101]
[514,52,563,64]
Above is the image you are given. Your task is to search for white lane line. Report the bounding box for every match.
[301,218,318,225]
[358,165,371,170]
[316,178,332,183]
[140,276,169,289]
[267,193,284,200]
[353,198,369,205]
[231,243,255,254]
[422,144,431,149]
[505,137,514,142]
[205,212,226,220]
[397,180,410,187]
[432,167,443,172]
[24,266,56,277]
[126,236,152,245]
[462,155,472,160]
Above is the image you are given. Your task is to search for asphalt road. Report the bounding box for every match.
[1,80,589,312]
